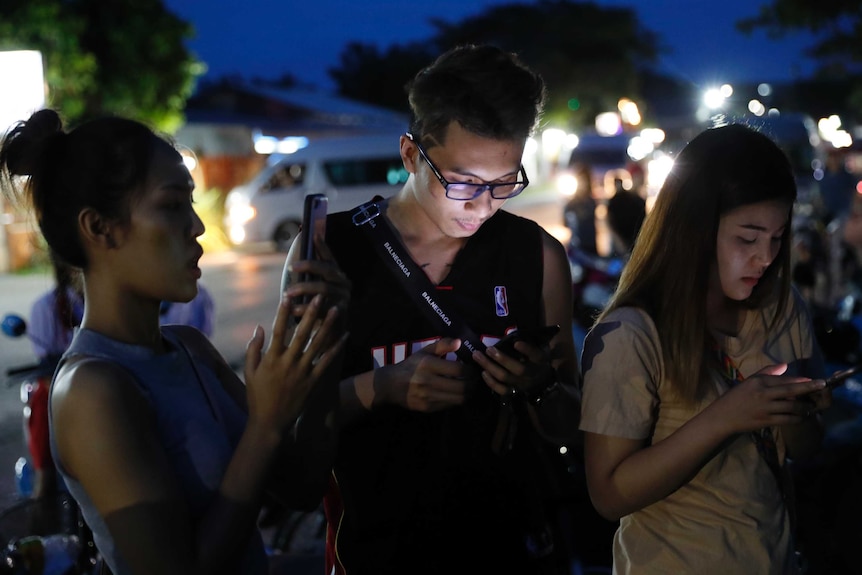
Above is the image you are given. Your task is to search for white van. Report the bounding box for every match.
[224,134,407,250]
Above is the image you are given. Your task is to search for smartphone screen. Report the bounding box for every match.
[292,194,328,305]
[300,193,328,265]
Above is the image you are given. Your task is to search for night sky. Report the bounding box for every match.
[162,0,819,91]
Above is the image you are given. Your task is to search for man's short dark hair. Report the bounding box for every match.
[406,44,546,147]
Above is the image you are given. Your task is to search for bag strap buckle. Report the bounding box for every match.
[351,202,380,227]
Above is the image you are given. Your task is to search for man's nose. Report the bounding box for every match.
[468,186,495,213]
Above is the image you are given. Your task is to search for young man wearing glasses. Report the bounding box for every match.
[286,44,583,574]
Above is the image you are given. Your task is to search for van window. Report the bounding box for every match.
[263,163,305,193]
[324,157,408,187]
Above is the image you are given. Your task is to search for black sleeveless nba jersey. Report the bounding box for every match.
[324,206,547,574]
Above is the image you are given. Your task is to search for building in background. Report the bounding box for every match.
[175,83,408,195]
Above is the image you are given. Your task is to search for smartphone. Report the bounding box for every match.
[296,194,328,303]
[299,193,328,266]
[826,363,862,389]
[492,325,561,359]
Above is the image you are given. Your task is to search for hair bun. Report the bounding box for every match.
[4,109,65,176]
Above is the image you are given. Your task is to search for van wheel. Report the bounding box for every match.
[273,221,301,252]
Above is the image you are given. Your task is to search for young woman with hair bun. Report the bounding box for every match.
[0,109,350,575]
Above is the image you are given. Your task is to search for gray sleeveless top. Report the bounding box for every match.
[49,327,268,574]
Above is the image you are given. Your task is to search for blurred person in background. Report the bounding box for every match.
[818,149,857,225]
[580,124,830,574]
[605,188,645,258]
[564,161,598,254]
[816,150,860,305]
[159,281,216,337]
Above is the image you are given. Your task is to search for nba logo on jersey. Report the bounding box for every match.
[494,286,509,317]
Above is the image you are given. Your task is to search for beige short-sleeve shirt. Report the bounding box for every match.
[580,291,820,574]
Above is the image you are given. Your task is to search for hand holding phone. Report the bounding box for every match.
[299,194,328,270]
[292,193,328,305]
[492,325,560,360]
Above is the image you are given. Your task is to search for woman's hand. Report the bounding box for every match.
[709,363,826,435]
[243,293,346,432]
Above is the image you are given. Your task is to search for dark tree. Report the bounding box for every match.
[429,0,662,129]
[0,0,203,132]
[737,0,862,75]
[737,0,862,117]
[329,42,436,113]
[327,1,662,130]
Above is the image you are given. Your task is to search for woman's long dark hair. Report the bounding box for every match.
[50,252,82,331]
[598,123,797,403]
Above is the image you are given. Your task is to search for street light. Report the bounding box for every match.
[703,84,733,110]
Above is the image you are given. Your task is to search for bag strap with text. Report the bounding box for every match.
[350,201,487,363]
[351,200,524,454]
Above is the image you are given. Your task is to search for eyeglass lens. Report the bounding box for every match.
[446,182,525,200]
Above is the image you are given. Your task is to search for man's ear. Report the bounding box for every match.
[79,208,117,249]
[399,135,418,174]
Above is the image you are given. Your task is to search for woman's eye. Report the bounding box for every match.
[163,201,187,212]
[739,237,756,245]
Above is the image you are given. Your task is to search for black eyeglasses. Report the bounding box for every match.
[405,132,529,201]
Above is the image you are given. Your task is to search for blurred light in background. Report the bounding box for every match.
[627,136,653,162]
[748,99,767,116]
[523,136,540,181]
[224,192,255,245]
[595,112,622,136]
[618,98,641,126]
[252,133,308,155]
[703,88,724,109]
[179,149,198,172]
[541,128,568,165]
[818,115,854,148]
[555,171,578,197]
[0,50,45,137]
[640,128,665,145]
[646,154,674,206]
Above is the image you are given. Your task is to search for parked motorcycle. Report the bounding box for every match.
[0,493,94,575]
[1,313,98,574]
[2,314,60,500]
